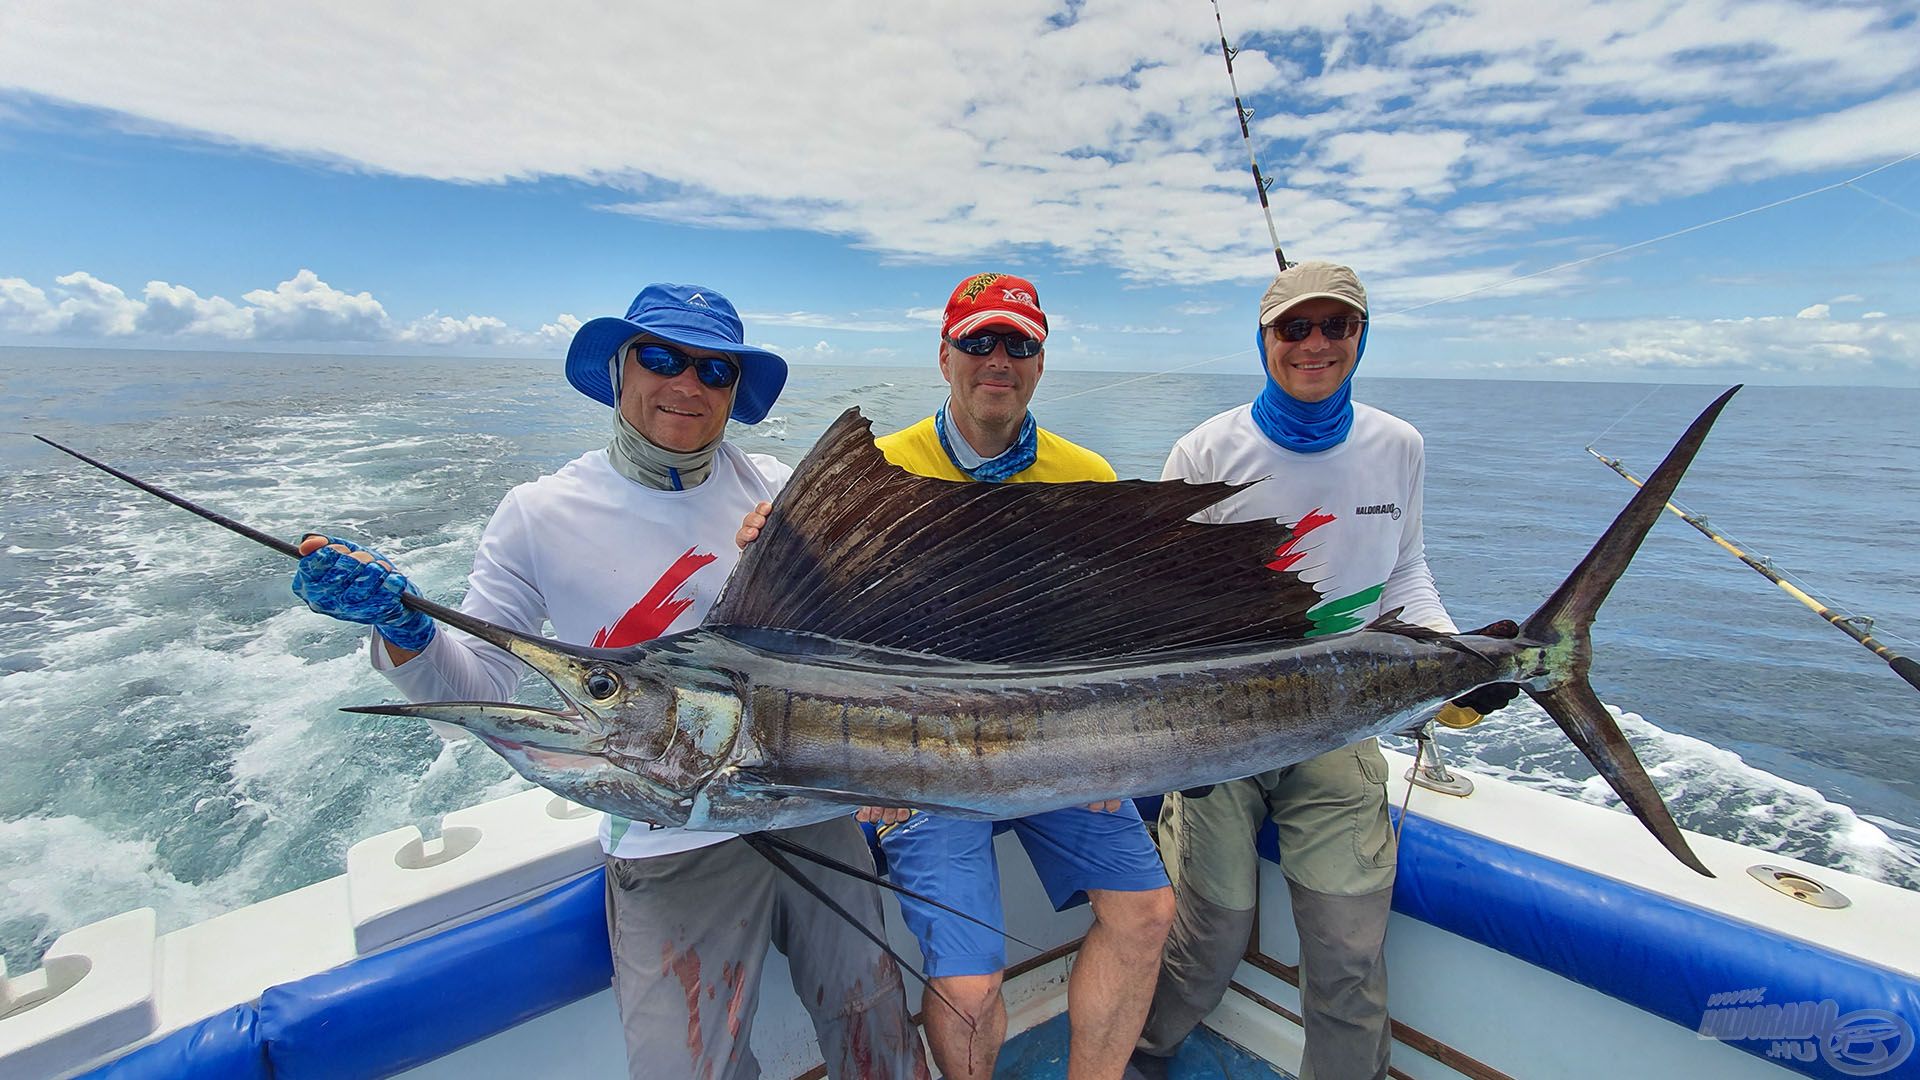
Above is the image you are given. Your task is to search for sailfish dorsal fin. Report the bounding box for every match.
[705,408,1328,663]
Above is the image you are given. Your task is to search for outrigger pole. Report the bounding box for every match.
[1208,0,1288,269]
[1587,447,1920,693]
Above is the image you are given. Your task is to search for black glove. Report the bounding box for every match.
[1455,683,1521,715]
[1437,683,1521,728]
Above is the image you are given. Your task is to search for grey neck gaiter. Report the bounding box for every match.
[608,411,719,491]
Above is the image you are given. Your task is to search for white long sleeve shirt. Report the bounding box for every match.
[375,442,792,859]
[1162,402,1455,635]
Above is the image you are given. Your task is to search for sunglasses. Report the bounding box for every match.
[945,332,1044,359]
[631,344,740,389]
[1268,314,1366,343]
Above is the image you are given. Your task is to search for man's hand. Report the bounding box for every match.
[293,534,434,661]
[1435,683,1522,729]
[1086,799,1123,813]
[856,806,913,825]
[736,501,772,549]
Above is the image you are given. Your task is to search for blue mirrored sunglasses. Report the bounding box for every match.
[632,344,740,389]
[945,332,1044,359]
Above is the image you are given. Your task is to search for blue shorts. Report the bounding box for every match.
[876,803,1169,978]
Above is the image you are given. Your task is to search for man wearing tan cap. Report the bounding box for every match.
[873,273,1177,1079]
[1131,261,1513,1080]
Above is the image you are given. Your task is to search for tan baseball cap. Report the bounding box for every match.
[1258,261,1367,325]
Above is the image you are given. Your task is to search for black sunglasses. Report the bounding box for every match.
[1268,314,1366,343]
[945,332,1044,359]
[632,344,740,389]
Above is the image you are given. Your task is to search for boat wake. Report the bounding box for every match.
[1393,700,1920,892]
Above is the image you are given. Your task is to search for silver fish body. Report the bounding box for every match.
[605,625,1524,832]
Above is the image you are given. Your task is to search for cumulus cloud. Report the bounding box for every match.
[242,270,389,341]
[1402,304,1918,381]
[536,314,582,348]
[51,272,140,336]
[0,268,569,350]
[398,313,520,346]
[1,1,1913,292]
[137,280,247,336]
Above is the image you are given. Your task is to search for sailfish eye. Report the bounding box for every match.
[584,667,620,700]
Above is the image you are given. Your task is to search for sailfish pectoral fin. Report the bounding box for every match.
[739,833,977,1038]
[750,831,1042,952]
[1528,680,1712,877]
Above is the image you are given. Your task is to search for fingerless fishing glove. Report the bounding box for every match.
[292,536,436,652]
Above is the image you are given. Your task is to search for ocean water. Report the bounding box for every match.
[2,348,1917,974]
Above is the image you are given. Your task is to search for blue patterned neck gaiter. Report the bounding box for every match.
[1247,323,1367,453]
[935,401,1038,482]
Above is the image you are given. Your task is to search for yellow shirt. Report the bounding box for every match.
[875,415,1116,483]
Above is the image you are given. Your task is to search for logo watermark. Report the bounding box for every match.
[1699,988,1913,1076]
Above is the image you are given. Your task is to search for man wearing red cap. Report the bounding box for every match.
[290,283,926,1080]
[874,273,1176,1079]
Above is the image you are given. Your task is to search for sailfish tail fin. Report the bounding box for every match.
[1518,386,1741,878]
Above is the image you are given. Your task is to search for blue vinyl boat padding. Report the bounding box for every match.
[80,803,1918,1078]
[256,867,610,1079]
[82,1004,266,1079]
[1135,795,1918,1079]
[1390,813,1920,1080]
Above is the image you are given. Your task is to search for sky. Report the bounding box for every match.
[2,1,1918,385]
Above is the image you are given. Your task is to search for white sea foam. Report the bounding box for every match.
[1412,699,1920,891]
[0,815,245,963]
[1,404,532,973]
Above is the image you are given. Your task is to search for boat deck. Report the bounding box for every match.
[998,1014,1291,1080]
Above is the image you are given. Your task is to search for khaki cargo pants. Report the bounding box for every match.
[1138,740,1397,1080]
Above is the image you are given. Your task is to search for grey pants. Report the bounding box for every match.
[605,816,928,1080]
[1138,741,1397,1080]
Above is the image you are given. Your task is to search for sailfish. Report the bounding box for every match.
[36,388,1740,882]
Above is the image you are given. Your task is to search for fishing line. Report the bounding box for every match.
[1768,560,1920,651]
[1045,107,1916,409]
[1586,448,1920,692]
[1386,148,1920,316]
[1031,347,1247,408]
[1846,182,1920,224]
[1584,383,1669,451]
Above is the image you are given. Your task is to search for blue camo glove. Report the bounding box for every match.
[291,535,437,652]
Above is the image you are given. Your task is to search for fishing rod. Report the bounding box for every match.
[1586,446,1920,693]
[1208,0,1287,270]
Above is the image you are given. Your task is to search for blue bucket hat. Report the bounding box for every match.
[565,283,788,425]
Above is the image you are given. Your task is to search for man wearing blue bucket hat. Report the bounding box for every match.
[1131,261,1514,1080]
[289,284,925,1080]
